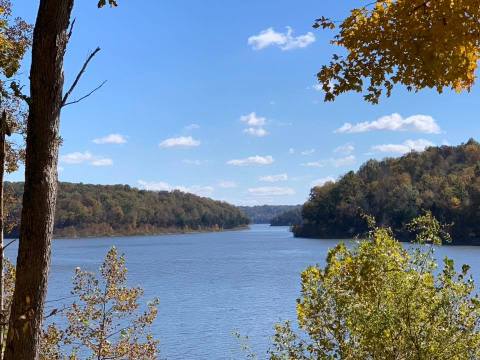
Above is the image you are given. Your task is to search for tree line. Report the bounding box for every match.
[294,140,480,245]
[4,182,249,238]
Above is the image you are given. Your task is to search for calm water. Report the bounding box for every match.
[5,224,480,359]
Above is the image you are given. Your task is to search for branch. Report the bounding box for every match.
[67,18,76,40]
[62,80,107,107]
[2,239,16,251]
[62,47,101,107]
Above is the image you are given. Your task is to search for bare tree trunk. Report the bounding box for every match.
[4,1,74,359]
[0,110,8,360]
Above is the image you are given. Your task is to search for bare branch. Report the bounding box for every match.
[2,239,16,251]
[62,80,107,107]
[62,47,101,107]
[67,18,76,40]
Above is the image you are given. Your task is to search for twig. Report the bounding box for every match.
[2,239,16,251]
[62,47,101,107]
[62,80,107,107]
[67,18,76,40]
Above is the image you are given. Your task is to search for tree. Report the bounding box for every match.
[315,0,480,103]
[5,1,116,358]
[41,247,159,360]
[269,214,480,359]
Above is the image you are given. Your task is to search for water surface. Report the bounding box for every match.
[5,225,480,359]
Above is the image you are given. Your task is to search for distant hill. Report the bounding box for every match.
[294,139,480,245]
[270,207,302,226]
[5,182,249,238]
[239,205,301,224]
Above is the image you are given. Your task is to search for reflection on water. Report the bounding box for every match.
[5,225,480,360]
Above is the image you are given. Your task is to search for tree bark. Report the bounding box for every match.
[4,1,74,359]
[0,111,8,360]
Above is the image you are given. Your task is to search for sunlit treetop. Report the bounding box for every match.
[315,0,480,104]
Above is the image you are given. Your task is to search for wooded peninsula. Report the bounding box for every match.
[293,140,480,245]
[4,182,250,238]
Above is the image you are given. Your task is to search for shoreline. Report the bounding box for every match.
[49,224,250,240]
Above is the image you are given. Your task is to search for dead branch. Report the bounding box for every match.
[62,47,101,107]
[62,80,107,107]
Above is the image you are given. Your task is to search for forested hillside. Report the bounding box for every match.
[239,205,300,224]
[5,182,249,238]
[294,140,480,245]
[270,207,302,226]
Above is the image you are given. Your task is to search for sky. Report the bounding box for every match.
[9,0,480,206]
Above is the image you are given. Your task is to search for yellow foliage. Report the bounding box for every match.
[315,0,480,103]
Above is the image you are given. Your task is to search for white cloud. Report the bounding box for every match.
[336,114,441,134]
[91,158,113,167]
[301,149,315,156]
[93,134,127,144]
[60,151,113,167]
[227,155,274,166]
[138,180,214,197]
[185,123,200,131]
[259,173,288,182]
[302,155,356,168]
[159,136,201,149]
[218,181,237,189]
[182,159,207,166]
[289,148,295,154]
[334,144,355,155]
[248,27,315,51]
[248,186,295,196]
[372,139,435,154]
[311,176,336,187]
[241,112,269,137]
[302,161,324,168]
[244,127,268,137]
[332,155,356,167]
[241,112,266,127]
[312,84,322,91]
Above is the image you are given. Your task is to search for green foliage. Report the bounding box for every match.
[270,219,480,359]
[239,205,301,224]
[294,139,480,244]
[5,182,249,238]
[315,0,480,103]
[270,207,302,227]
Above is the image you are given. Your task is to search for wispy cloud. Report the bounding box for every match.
[138,180,214,197]
[301,149,315,156]
[336,114,441,134]
[60,151,113,167]
[372,139,434,154]
[248,27,315,51]
[218,181,237,189]
[259,174,288,182]
[159,136,200,149]
[185,124,200,131]
[248,186,295,196]
[227,155,274,166]
[182,159,207,166]
[244,127,268,137]
[93,134,127,144]
[302,155,356,168]
[334,143,355,155]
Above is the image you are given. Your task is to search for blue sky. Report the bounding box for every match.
[9,0,480,205]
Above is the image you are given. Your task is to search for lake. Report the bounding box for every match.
[5,224,480,359]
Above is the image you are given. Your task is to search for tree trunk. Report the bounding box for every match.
[0,111,8,360]
[4,1,74,359]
